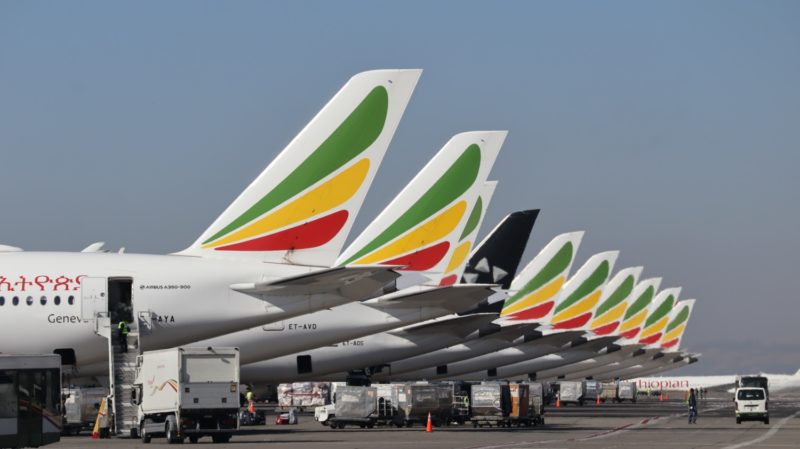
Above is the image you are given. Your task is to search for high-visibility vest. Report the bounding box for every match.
[118,321,129,335]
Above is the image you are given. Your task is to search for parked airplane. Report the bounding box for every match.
[443,251,620,381]
[521,277,660,379]
[370,231,585,380]
[185,132,506,365]
[630,369,800,392]
[537,287,682,380]
[0,69,420,370]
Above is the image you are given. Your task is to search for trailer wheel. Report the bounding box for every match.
[165,416,181,444]
[472,421,478,428]
[188,436,199,444]
[736,418,742,424]
[140,422,151,444]
[764,417,769,425]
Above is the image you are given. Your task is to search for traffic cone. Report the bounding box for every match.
[659,392,663,401]
[556,394,561,408]
[665,393,669,401]
[248,401,255,414]
[596,394,601,405]
[425,412,433,432]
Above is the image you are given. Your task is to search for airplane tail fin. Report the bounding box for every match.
[336,131,505,285]
[589,266,643,335]
[636,287,682,345]
[659,298,695,350]
[178,69,421,266]
[461,209,539,289]
[616,277,662,339]
[433,181,498,286]
[547,251,619,330]
[498,231,585,321]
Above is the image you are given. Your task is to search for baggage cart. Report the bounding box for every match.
[328,386,378,429]
[558,381,586,406]
[470,382,511,428]
[524,381,545,426]
[599,383,617,403]
[397,384,449,427]
[617,382,637,403]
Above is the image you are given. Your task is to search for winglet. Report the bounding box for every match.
[498,231,585,321]
[179,69,421,266]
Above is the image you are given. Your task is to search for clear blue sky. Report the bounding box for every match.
[1,1,798,375]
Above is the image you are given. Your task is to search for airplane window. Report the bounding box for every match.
[0,297,4,306]
[26,296,33,306]
[40,296,47,306]
[12,297,19,306]
[54,296,61,306]
[68,296,75,305]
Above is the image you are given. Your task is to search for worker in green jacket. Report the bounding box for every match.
[117,320,129,353]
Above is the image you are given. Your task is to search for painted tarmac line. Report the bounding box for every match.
[465,416,664,449]
[721,410,800,449]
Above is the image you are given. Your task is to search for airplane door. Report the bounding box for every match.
[80,277,108,321]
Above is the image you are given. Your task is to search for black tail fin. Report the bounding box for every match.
[461,209,539,289]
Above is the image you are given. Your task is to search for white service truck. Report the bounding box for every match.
[131,347,240,444]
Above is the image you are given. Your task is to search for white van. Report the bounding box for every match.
[734,387,769,424]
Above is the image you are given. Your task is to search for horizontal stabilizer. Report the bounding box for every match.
[231,265,400,300]
[397,313,497,339]
[0,245,23,252]
[368,284,497,314]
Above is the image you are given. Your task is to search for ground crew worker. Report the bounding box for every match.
[117,320,129,353]
[687,388,698,424]
[245,388,255,417]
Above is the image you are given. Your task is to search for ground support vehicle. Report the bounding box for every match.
[617,382,637,403]
[132,347,239,444]
[734,387,769,424]
[558,381,586,406]
[396,384,452,427]
[0,355,62,448]
[327,386,378,429]
[470,382,511,428]
[61,386,106,435]
[736,376,769,398]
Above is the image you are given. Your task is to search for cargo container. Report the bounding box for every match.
[584,380,601,402]
[132,347,239,444]
[558,381,586,406]
[617,382,637,403]
[470,382,511,427]
[62,386,107,435]
[524,381,545,425]
[599,383,617,403]
[328,386,378,429]
[396,384,451,427]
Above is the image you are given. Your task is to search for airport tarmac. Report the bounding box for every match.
[54,388,800,449]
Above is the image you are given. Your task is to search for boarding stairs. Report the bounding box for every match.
[95,311,150,437]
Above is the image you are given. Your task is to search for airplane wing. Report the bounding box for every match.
[368,284,497,314]
[231,265,401,300]
[395,313,498,339]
